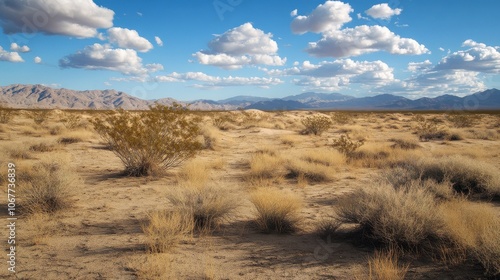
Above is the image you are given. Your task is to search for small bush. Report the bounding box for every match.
[331,112,351,125]
[250,188,302,233]
[446,113,477,128]
[415,119,449,141]
[0,104,14,123]
[166,185,238,232]
[30,109,51,125]
[301,114,332,136]
[331,134,364,155]
[336,182,443,250]
[20,158,78,214]
[61,112,82,129]
[142,210,194,253]
[92,104,202,176]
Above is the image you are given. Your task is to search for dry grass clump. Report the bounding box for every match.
[20,156,79,214]
[49,124,65,135]
[246,152,285,185]
[336,182,443,250]
[331,112,351,125]
[61,112,83,129]
[301,114,332,135]
[396,155,500,198]
[29,109,52,125]
[466,128,498,140]
[199,125,220,150]
[439,199,500,275]
[176,159,211,187]
[348,143,420,169]
[446,113,478,128]
[57,136,82,145]
[413,117,449,141]
[29,142,58,152]
[166,185,238,232]
[389,138,420,150]
[6,145,34,159]
[250,188,302,233]
[0,104,15,123]
[92,104,201,176]
[365,249,409,280]
[130,254,175,280]
[142,210,194,253]
[285,157,335,183]
[298,147,346,167]
[280,134,300,146]
[24,213,58,245]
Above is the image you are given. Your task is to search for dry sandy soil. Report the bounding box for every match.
[0,109,499,279]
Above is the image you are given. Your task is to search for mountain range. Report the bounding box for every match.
[1,84,500,111]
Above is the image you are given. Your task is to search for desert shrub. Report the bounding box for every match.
[199,125,219,150]
[396,156,500,198]
[92,104,201,176]
[250,188,301,233]
[166,185,238,232]
[415,119,448,141]
[446,113,477,128]
[301,114,332,135]
[142,210,194,253]
[331,112,351,125]
[336,182,443,250]
[331,134,364,155]
[439,199,500,275]
[365,249,409,280]
[0,104,14,123]
[316,218,341,240]
[212,115,231,130]
[30,109,51,125]
[20,158,78,214]
[61,112,82,129]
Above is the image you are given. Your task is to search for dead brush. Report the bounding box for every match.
[142,210,194,253]
[446,113,478,128]
[91,104,202,176]
[0,104,14,123]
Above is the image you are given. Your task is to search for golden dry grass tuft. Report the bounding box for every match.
[336,182,443,249]
[166,185,238,232]
[142,210,194,253]
[19,155,80,214]
[24,213,58,245]
[246,152,285,185]
[364,249,409,280]
[439,199,500,275]
[250,188,302,233]
[176,158,212,187]
[129,253,175,280]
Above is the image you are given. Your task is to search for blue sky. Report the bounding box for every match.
[0,0,499,101]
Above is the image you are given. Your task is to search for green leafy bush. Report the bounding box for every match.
[92,104,201,176]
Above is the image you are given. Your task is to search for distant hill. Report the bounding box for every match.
[1,84,499,111]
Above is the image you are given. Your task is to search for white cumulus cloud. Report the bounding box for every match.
[10,43,30,52]
[194,23,286,69]
[365,3,402,20]
[0,46,23,62]
[268,59,395,91]
[107,27,153,52]
[435,40,500,73]
[0,0,114,38]
[306,25,429,57]
[59,43,162,76]
[155,36,163,47]
[291,1,353,34]
[290,9,298,17]
[155,72,283,89]
[34,56,42,64]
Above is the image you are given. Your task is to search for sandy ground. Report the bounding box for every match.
[0,110,499,279]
